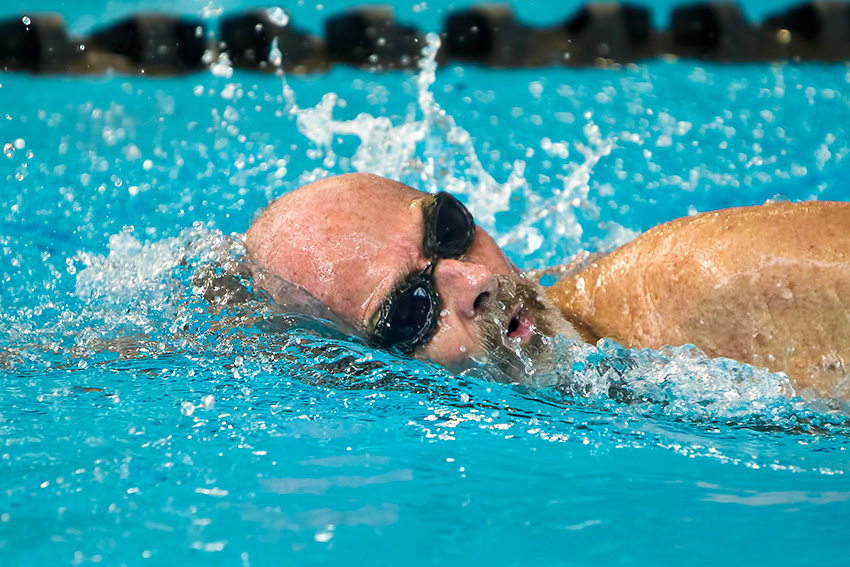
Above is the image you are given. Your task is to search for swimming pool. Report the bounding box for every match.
[2,1,850,565]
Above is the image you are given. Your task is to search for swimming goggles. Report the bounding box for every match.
[370,191,476,354]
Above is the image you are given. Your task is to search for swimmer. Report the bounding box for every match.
[245,173,850,399]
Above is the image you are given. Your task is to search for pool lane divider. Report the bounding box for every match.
[3,2,850,75]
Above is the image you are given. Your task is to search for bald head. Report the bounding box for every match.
[245,174,426,322]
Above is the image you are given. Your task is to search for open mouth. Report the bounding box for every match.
[506,306,534,341]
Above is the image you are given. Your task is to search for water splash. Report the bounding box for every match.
[5,29,850,566]
[3,32,844,473]
[280,33,629,265]
[544,338,798,417]
[0,213,838,493]
[178,34,850,435]
[60,223,850,439]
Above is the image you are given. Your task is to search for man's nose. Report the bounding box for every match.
[433,259,499,319]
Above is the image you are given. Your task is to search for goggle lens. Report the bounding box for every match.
[372,192,476,354]
[375,276,439,352]
[425,192,476,259]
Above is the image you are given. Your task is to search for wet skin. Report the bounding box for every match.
[548,201,850,399]
[247,173,850,398]
[244,173,576,377]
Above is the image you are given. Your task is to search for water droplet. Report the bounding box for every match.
[210,52,233,79]
[266,7,290,27]
[268,37,282,68]
[314,525,334,542]
[21,16,31,25]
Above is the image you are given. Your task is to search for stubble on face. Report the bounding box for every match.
[471,275,577,382]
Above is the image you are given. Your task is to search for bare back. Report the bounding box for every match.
[547,201,850,398]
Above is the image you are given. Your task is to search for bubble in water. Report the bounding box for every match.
[181,401,195,416]
[3,143,13,158]
[21,16,31,25]
[202,395,215,409]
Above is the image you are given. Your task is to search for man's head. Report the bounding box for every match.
[245,173,577,379]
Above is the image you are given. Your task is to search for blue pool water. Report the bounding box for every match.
[2,1,850,565]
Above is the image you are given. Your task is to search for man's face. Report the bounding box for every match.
[245,173,576,380]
